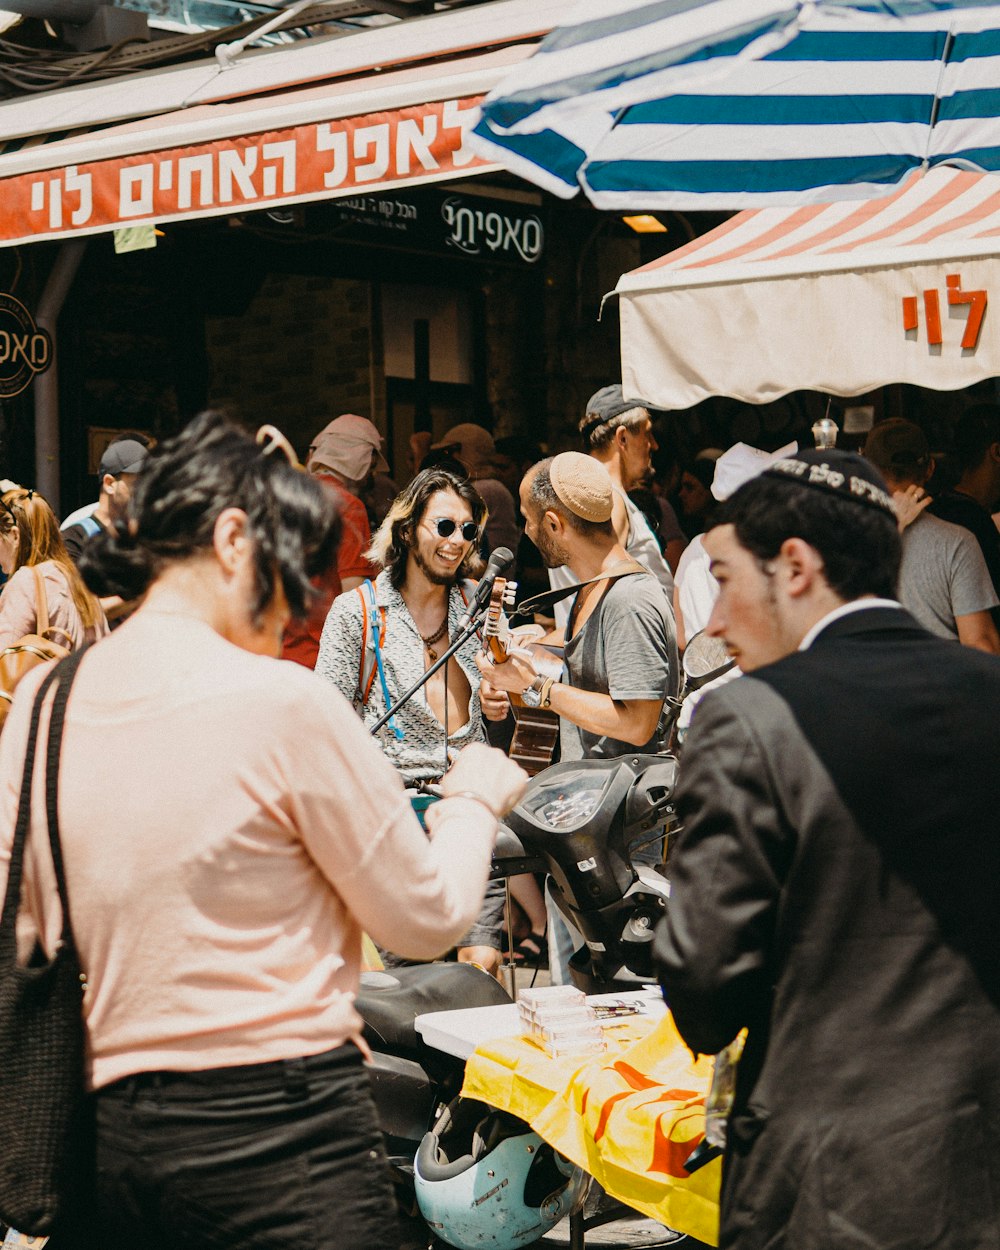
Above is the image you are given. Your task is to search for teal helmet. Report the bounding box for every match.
[414,1097,588,1249]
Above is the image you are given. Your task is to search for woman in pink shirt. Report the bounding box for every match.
[0,488,108,652]
[0,411,525,1250]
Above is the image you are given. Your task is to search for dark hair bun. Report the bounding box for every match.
[78,525,153,601]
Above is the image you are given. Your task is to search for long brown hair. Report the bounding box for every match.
[367,467,486,589]
[1,488,105,629]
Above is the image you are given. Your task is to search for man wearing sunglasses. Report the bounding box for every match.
[318,466,512,975]
[429,423,521,558]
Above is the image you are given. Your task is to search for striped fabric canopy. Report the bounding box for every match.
[471,0,1000,208]
[614,168,1000,406]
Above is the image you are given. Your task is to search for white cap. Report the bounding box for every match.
[711,441,798,502]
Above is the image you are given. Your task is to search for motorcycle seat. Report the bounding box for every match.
[356,962,512,1056]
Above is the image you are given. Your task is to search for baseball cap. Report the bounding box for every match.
[863,419,930,475]
[100,438,149,478]
[431,423,496,470]
[579,384,649,439]
[309,414,390,480]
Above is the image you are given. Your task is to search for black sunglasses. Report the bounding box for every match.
[430,517,478,541]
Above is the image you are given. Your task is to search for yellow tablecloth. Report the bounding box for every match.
[461,1011,721,1246]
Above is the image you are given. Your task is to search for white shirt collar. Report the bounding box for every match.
[798,598,902,652]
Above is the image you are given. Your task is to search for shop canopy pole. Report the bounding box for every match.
[34,239,86,510]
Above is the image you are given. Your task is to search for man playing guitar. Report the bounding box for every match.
[474,452,677,984]
[476,452,678,980]
[476,451,678,767]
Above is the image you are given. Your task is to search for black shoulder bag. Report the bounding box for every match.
[0,646,90,1235]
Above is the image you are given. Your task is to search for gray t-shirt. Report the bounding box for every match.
[899,512,999,640]
[560,571,678,761]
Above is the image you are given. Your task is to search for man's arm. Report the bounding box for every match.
[955,609,1000,653]
[664,536,687,575]
[610,490,630,550]
[948,527,1000,653]
[547,680,661,745]
[673,582,687,653]
[654,690,792,1055]
[475,649,662,746]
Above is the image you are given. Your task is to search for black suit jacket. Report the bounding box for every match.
[655,607,1000,1250]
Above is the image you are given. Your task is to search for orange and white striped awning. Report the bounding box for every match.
[616,168,1000,408]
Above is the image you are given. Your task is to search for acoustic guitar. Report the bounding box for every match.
[483,578,562,776]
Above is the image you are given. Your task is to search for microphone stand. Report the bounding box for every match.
[370,608,485,736]
[372,594,523,993]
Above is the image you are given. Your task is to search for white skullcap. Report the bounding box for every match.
[712,440,798,502]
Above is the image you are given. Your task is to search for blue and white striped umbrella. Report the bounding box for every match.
[471,0,1000,208]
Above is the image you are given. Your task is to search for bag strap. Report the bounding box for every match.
[355,581,402,740]
[356,579,387,706]
[42,647,89,950]
[30,564,74,650]
[0,664,63,965]
[0,647,88,966]
[356,582,371,701]
[32,565,51,639]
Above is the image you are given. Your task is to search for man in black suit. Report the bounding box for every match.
[654,449,1000,1250]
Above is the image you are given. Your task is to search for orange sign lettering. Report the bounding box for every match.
[0,97,489,247]
[903,273,987,350]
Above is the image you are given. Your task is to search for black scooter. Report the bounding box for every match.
[355,633,731,1241]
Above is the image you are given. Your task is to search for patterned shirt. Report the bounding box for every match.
[316,570,486,783]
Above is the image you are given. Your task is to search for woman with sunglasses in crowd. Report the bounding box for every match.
[0,488,108,651]
[317,466,514,976]
[0,414,526,1249]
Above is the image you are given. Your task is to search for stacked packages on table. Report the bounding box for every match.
[517,985,606,1058]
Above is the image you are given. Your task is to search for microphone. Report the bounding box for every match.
[457,547,515,631]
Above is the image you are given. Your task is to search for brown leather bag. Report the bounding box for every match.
[0,567,72,731]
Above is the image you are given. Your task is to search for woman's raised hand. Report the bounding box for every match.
[438,742,528,819]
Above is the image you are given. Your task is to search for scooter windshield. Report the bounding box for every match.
[537,781,606,829]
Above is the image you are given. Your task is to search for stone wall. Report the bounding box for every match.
[205,273,375,461]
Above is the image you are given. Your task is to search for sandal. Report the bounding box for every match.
[512,931,549,968]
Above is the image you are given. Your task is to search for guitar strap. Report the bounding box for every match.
[509,559,646,624]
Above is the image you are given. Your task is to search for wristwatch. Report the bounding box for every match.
[522,675,555,709]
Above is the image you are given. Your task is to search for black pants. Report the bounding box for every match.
[55,1043,402,1250]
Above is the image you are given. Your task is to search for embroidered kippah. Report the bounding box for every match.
[549,452,614,523]
[762,449,895,516]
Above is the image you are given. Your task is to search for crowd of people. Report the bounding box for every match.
[1,391,1000,1249]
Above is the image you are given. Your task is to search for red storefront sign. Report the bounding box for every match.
[0,95,490,246]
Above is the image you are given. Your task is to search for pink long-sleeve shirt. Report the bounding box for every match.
[0,560,108,650]
[0,610,495,1091]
